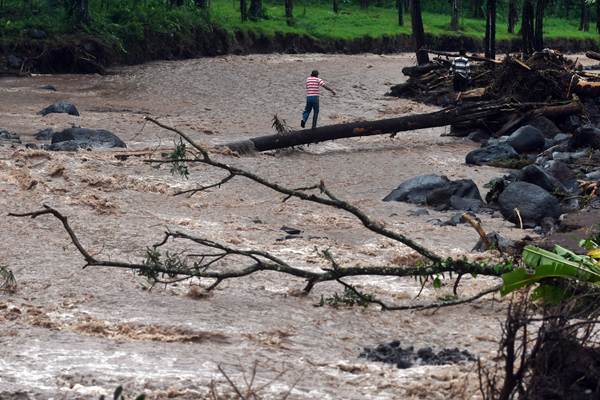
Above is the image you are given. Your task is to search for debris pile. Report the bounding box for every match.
[386,50,600,234]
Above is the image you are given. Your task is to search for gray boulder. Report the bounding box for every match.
[498,182,561,227]
[50,128,126,150]
[467,129,490,143]
[39,101,80,116]
[570,125,600,149]
[506,125,545,154]
[384,175,483,211]
[466,143,519,165]
[517,164,568,194]
[528,116,561,138]
[383,175,450,204]
[34,128,54,140]
[0,128,21,144]
[543,160,579,193]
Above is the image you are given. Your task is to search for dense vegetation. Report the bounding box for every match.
[2,0,600,44]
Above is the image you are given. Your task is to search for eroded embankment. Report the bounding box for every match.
[2,24,600,75]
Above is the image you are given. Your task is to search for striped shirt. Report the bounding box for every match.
[306,76,325,96]
[451,56,470,79]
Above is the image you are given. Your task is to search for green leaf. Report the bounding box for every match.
[134,395,146,400]
[531,284,567,304]
[433,277,442,289]
[501,245,600,296]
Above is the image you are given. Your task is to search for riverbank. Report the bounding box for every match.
[2,2,600,74]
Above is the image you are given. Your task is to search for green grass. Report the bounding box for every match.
[210,1,600,42]
[1,0,599,49]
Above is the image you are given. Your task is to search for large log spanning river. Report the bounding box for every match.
[0,54,526,399]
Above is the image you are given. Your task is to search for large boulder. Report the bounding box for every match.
[384,175,483,211]
[517,164,569,194]
[39,101,80,116]
[528,116,561,138]
[506,125,545,153]
[570,125,600,149]
[543,160,579,193]
[383,175,449,204]
[34,128,54,140]
[498,182,561,227]
[466,143,519,165]
[50,128,126,150]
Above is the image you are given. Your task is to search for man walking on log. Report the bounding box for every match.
[301,70,336,129]
[450,49,471,101]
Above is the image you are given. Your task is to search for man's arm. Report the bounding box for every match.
[323,83,336,95]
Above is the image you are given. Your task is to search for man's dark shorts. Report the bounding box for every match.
[453,75,469,92]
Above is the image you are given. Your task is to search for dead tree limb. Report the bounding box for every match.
[9,117,518,308]
[9,205,513,295]
[225,101,581,153]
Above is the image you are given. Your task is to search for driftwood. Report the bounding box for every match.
[423,48,502,64]
[226,101,581,153]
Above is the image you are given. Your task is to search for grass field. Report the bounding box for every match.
[210,1,600,41]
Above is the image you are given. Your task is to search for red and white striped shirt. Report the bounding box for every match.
[306,76,325,96]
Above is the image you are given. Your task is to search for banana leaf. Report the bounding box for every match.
[501,245,600,296]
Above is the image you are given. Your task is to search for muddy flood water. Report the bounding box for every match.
[0,54,531,399]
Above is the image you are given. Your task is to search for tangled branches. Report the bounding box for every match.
[9,117,515,310]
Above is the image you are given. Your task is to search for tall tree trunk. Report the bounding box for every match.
[240,0,247,21]
[522,0,534,57]
[248,0,263,20]
[360,0,368,9]
[284,0,293,25]
[170,0,184,6]
[597,0,600,33]
[333,0,339,13]
[471,0,483,18]
[410,0,429,65]
[195,0,208,8]
[450,0,460,31]
[533,0,545,51]
[72,0,90,25]
[507,0,517,34]
[396,0,403,26]
[580,0,589,32]
[484,0,496,59]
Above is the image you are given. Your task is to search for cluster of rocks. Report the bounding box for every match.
[0,100,126,151]
[384,113,600,235]
[360,341,475,369]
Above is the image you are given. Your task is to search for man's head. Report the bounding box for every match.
[459,49,466,56]
[311,70,319,77]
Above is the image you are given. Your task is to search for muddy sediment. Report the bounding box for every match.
[0,53,526,399]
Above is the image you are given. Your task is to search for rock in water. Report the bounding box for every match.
[384,175,483,211]
[39,101,80,116]
[528,116,561,138]
[498,182,561,227]
[383,175,450,204]
[465,143,518,165]
[0,129,21,144]
[517,164,569,194]
[570,125,600,149]
[34,128,54,140]
[50,128,126,150]
[506,125,545,153]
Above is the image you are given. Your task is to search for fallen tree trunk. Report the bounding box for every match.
[226,101,581,153]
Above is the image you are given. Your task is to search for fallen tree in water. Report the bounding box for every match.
[226,100,581,153]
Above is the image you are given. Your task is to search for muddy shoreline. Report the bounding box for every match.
[2,25,600,75]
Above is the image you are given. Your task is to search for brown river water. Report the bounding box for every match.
[0,53,530,399]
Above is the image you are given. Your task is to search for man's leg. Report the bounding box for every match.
[302,98,313,128]
[311,97,320,129]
